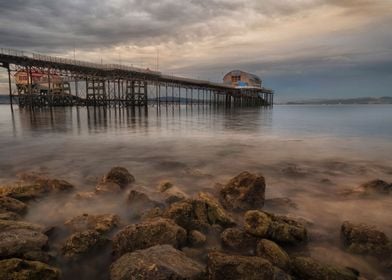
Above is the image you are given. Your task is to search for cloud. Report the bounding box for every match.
[0,0,391,101]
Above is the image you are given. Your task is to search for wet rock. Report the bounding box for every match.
[163,187,188,204]
[62,229,108,260]
[64,213,120,234]
[220,227,258,253]
[244,210,271,237]
[0,178,74,201]
[244,210,307,245]
[219,171,266,211]
[158,181,174,192]
[140,207,163,221]
[0,258,60,280]
[0,228,48,260]
[291,256,359,280]
[104,167,134,188]
[163,192,235,232]
[256,239,290,271]
[281,165,307,178]
[0,196,27,215]
[95,181,122,194]
[74,191,96,200]
[207,251,274,280]
[112,218,187,258]
[0,212,22,220]
[360,179,391,194]
[341,221,391,257]
[110,245,205,280]
[0,219,44,232]
[127,190,161,208]
[188,230,207,247]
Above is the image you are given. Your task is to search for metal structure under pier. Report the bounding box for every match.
[0,48,274,108]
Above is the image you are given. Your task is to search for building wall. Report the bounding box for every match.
[223,70,262,88]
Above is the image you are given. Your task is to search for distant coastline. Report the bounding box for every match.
[283,96,392,105]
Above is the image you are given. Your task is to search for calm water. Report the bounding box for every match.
[0,104,391,278]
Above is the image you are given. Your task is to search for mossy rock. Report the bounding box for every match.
[0,258,60,280]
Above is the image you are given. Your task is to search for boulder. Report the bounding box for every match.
[158,181,174,192]
[112,218,187,258]
[104,167,134,188]
[188,230,207,247]
[291,256,359,280]
[360,179,391,194]
[256,239,290,271]
[0,212,21,220]
[0,178,74,201]
[207,251,275,280]
[219,171,266,211]
[0,219,44,232]
[163,187,188,204]
[95,181,122,194]
[244,210,307,245]
[0,196,27,215]
[220,227,258,253]
[61,229,108,259]
[110,245,205,280]
[0,258,60,280]
[127,190,161,208]
[163,192,235,232]
[341,221,391,257]
[64,213,120,234]
[140,207,163,221]
[0,228,48,260]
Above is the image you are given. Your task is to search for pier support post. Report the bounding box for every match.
[7,64,13,106]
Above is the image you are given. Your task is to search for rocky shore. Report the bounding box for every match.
[0,168,391,279]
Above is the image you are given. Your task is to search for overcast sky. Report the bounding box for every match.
[1,0,391,101]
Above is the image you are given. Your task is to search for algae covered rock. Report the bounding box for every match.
[61,229,108,259]
[244,210,307,245]
[0,196,27,215]
[291,256,359,280]
[110,245,205,280]
[220,227,258,253]
[188,230,207,247]
[0,258,60,280]
[207,251,275,280]
[256,239,290,271]
[341,221,391,257]
[104,166,135,188]
[64,213,120,234]
[360,179,391,194]
[112,218,187,257]
[219,171,266,211]
[163,192,235,232]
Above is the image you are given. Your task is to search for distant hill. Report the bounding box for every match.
[285,96,392,105]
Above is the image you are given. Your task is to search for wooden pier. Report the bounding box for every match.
[0,48,274,108]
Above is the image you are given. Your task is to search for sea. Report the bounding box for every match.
[0,104,391,278]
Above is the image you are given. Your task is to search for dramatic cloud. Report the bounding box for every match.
[0,0,391,101]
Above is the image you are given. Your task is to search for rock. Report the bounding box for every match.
[163,192,235,232]
[163,187,188,204]
[0,219,44,232]
[127,190,161,208]
[220,227,258,253]
[140,207,163,221]
[256,239,290,271]
[207,251,275,280]
[291,256,359,280]
[0,178,74,201]
[158,181,174,192]
[74,191,96,200]
[0,228,48,260]
[360,179,391,194]
[0,212,22,220]
[0,258,60,280]
[95,181,122,194]
[244,210,307,245]
[104,167,134,188]
[341,221,391,257]
[281,165,307,178]
[244,210,271,237]
[219,171,266,211]
[110,245,205,280]
[265,197,298,211]
[188,230,207,247]
[64,213,120,234]
[112,218,187,258]
[62,230,108,259]
[0,196,27,215]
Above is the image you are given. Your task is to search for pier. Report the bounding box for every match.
[0,48,274,108]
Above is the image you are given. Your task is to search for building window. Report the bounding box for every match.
[231,75,241,83]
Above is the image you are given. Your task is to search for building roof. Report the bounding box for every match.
[223,70,261,83]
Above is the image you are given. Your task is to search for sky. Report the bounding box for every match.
[0,0,391,102]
